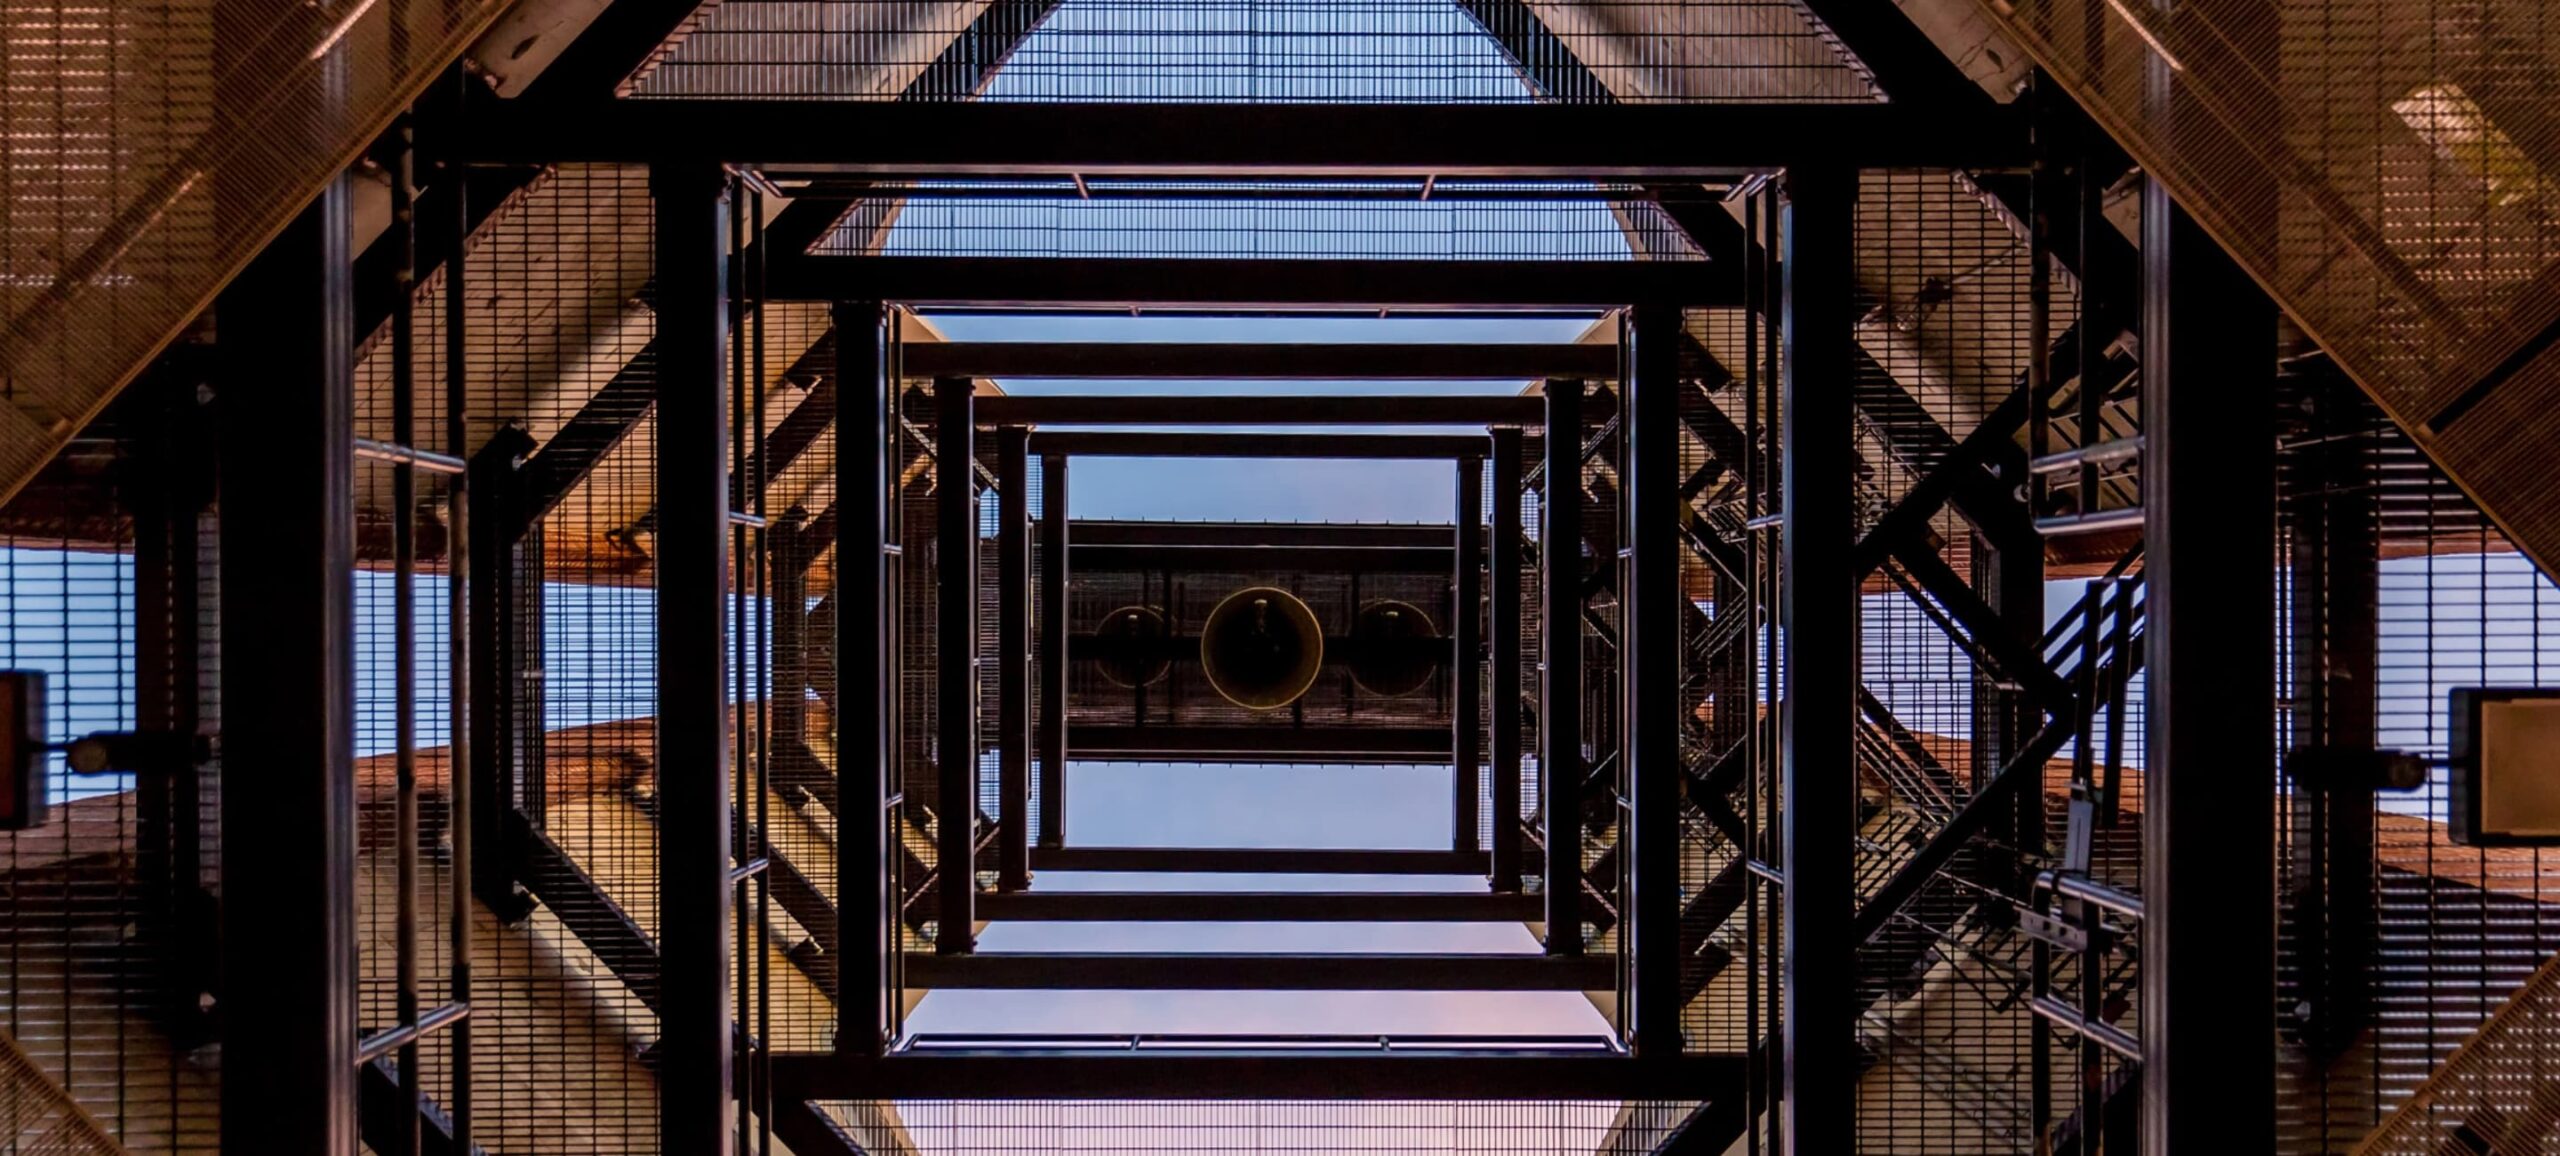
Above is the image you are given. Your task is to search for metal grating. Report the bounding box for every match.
[831,181,1709,263]
[0,372,219,1155]
[627,0,1879,103]
[0,0,513,507]
[815,1099,1705,1154]
[2273,366,2560,1155]
[1979,0,2560,582]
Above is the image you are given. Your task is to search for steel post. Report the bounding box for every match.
[2139,180,2277,1156]
[1038,453,1069,849]
[1624,303,1684,1057]
[1454,453,1484,854]
[1779,164,1858,1152]
[1490,429,1525,892]
[217,173,359,1156]
[834,300,890,1056]
[652,161,735,1156]
[935,376,980,953]
[997,428,1032,890]
[1541,379,1585,955]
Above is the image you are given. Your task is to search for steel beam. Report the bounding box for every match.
[1072,543,1455,575]
[835,300,891,1056]
[1072,521,1453,549]
[934,376,980,954]
[652,162,734,1156]
[905,341,1617,380]
[454,101,2031,171]
[1037,453,1068,850]
[1623,303,1685,1057]
[984,394,1542,427]
[971,891,1544,922]
[769,256,1734,309]
[1065,724,1452,763]
[217,173,359,1156]
[1541,378,1585,954]
[996,428,1031,891]
[771,1051,1745,1101]
[1028,432,1494,460]
[1780,164,1858,1153]
[903,952,1613,990]
[2139,183,2277,1156]
[1455,451,1485,854]
[1490,428,1525,892]
[1027,847,1518,875]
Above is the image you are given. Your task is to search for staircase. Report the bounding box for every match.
[0,0,514,505]
[1979,0,2560,574]
[0,1023,125,1154]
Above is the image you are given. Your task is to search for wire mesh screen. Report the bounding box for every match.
[1830,168,2146,1154]
[898,378,946,954]
[1978,0,2560,578]
[1572,376,1622,967]
[2273,364,2560,1154]
[828,182,1707,262]
[0,0,512,511]
[0,377,220,1154]
[626,0,1880,103]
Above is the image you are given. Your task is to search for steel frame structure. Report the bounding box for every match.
[242,0,2288,1151]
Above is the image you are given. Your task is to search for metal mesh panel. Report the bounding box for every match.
[1980,0,2560,575]
[627,0,1879,103]
[0,1023,123,1154]
[816,180,1706,263]
[1830,168,2146,1154]
[2273,366,2560,1154]
[0,377,219,1154]
[0,0,511,506]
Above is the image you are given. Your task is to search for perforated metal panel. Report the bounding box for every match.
[0,0,513,505]
[1979,0,2560,580]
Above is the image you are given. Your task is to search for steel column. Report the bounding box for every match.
[652,161,735,1156]
[1541,378,1585,955]
[996,428,1032,891]
[1780,164,1859,1153]
[1455,453,1484,854]
[834,299,891,1056]
[2283,367,2378,1057]
[1038,453,1069,849]
[217,173,358,1156]
[127,372,215,1044]
[1624,303,1684,1057]
[2139,181,2277,1156]
[935,375,980,953]
[1490,429,1525,892]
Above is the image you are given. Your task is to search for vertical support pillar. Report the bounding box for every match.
[2283,367,2378,1058]
[1490,429,1525,892]
[1454,451,1484,854]
[128,370,215,1043]
[768,518,809,780]
[2139,179,2277,1156]
[652,161,734,1156]
[1624,304,1683,1057]
[1038,453,1070,849]
[217,174,358,1156]
[834,300,890,1056]
[935,376,979,953]
[996,427,1032,891]
[465,429,534,917]
[1780,164,1858,1152]
[1541,379,1585,955]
